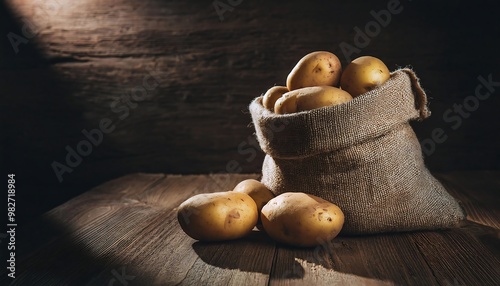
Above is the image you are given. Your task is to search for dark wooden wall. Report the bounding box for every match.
[1,0,499,221]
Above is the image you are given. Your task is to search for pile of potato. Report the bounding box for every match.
[264,51,390,114]
[177,52,391,247]
[177,179,344,247]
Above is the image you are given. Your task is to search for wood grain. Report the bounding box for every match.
[1,171,499,285]
[411,228,500,286]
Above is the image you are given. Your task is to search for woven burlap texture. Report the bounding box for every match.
[249,68,465,235]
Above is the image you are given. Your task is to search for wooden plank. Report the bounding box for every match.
[13,173,165,259]
[268,171,500,285]
[86,173,270,285]
[434,171,500,259]
[407,171,500,285]
[178,231,275,286]
[6,173,167,285]
[269,233,438,285]
[2,172,500,285]
[410,229,500,286]
[3,173,273,285]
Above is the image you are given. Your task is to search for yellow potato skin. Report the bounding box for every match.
[274,92,298,114]
[261,192,344,247]
[287,51,342,91]
[177,191,258,241]
[340,56,390,97]
[233,179,275,226]
[263,86,289,111]
[274,86,352,114]
[296,86,352,111]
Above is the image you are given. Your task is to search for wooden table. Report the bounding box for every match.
[3,172,500,285]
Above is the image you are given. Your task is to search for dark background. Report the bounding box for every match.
[1,0,499,223]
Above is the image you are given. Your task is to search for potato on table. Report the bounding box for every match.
[233,179,275,227]
[177,191,258,241]
[261,192,344,247]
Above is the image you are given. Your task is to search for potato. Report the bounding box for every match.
[286,51,342,91]
[177,191,258,241]
[261,192,344,247]
[233,179,275,226]
[296,86,352,112]
[263,86,289,111]
[340,56,390,97]
[274,86,352,114]
[274,92,299,114]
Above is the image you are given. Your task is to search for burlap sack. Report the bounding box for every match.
[249,68,465,235]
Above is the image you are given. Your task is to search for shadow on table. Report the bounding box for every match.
[192,220,500,284]
[192,229,338,280]
[192,229,382,281]
[192,230,306,276]
[461,220,500,258]
[0,215,158,285]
